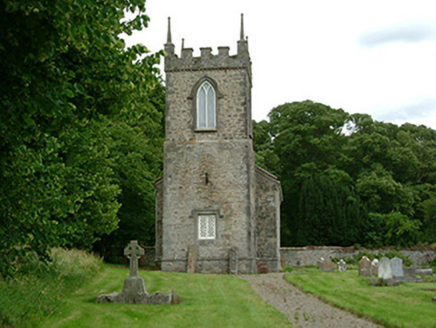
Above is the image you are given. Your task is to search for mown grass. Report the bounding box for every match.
[41,266,290,328]
[0,248,104,328]
[285,268,436,328]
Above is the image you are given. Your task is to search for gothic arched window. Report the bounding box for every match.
[197,81,216,129]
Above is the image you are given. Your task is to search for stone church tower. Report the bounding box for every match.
[155,16,281,274]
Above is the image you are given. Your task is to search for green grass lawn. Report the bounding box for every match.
[41,265,290,328]
[285,268,436,328]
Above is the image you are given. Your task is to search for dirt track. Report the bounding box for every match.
[240,273,383,328]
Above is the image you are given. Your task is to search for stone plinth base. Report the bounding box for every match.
[97,276,176,305]
[416,268,433,276]
[368,278,400,287]
[122,276,146,303]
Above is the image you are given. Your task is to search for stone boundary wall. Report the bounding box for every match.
[141,246,435,268]
[280,246,436,267]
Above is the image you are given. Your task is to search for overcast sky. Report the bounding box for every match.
[125,0,436,130]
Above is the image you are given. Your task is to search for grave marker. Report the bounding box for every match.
[338,259,347,272]
[97,240,174,305]
[378,257,393,280]
[358,256,372,276]
[390,257,404,281]
[371,259,379,276]
[229,246,239,274]
[124,240,144,277]
[187,245,199,273]
[320,258,335,272]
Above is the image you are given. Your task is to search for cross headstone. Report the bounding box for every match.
[378,257,393,280]
[371,259,379,276]
[124,240,144,277]
[97,240,174,305]
[390,257,404,281]
[338,259,347,272]
[358,256,372,276]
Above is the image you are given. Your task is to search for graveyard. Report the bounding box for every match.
[285,267,436,328]
[2,2,436,328]
[35,263,291,328]
[34,262,436,327]
[3,246,434,328]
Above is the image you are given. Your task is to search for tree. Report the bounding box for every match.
[267,101,351,246]
[297,171,366,246]
[260,100,436,247]
[252,120,280,176]
[0,0,161,275]
[93,81,165,262]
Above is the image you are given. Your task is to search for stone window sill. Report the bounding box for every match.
[195,128,217,133]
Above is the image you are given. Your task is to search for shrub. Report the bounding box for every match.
[0,248,103,327]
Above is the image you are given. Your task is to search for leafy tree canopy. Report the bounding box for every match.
[0,0,164,275]
[254,101,436,247]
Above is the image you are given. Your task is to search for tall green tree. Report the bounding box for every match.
[267,101,352,246]
[253,120,280,176]
[0,0,162,275]
[261,100,436,247]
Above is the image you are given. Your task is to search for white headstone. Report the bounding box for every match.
[390,257,404,280]
[338,259,347,272]
[371,259,379,276]
[378,257,393,280]
[317,257,325,269]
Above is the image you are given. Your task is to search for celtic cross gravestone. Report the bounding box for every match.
[97,240,174,305]
[124,240,144,277]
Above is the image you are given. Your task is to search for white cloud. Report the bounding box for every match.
[125,0,436,130]
[359,21,436,48]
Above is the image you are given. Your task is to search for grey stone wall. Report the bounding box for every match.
[158,32,280,274]
[144,246,436,268]
[161,44,258,274]
[164,68,252,141]
[255,166,281,272]
[154,179,163,263]
[161,139,256,273]
[280,246,436,267]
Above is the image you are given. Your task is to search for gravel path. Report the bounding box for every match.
[240,273,383,328]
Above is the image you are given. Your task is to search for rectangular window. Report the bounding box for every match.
[198,215,216,240]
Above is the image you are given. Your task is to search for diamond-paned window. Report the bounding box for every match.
[198,214,216,240]
[197,81,216,129]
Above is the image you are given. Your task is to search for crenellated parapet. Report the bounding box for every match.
[164,15,251,80]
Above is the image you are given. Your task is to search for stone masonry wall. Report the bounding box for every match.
[162,140,255,273]
[154,179,163,262]
[281,246,436,267]
[161,50,257,273]
[165,69,251,141]
[146,246,436,268]
[255,167,281,272]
